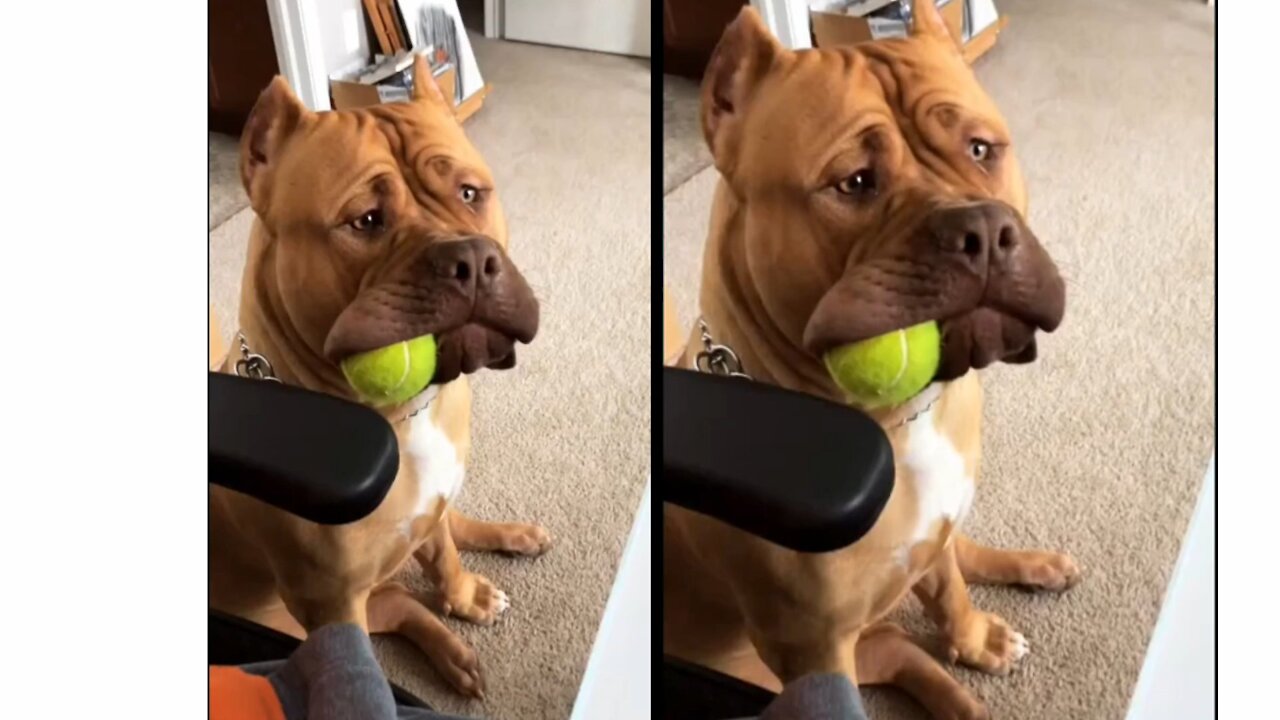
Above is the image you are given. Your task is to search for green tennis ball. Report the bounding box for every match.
[340,334,437,407]
[824,322,941,409]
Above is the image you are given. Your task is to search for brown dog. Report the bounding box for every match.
[665,7,1079,718]
[210,58,551,698]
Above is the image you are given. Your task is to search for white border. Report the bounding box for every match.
[3,2,210,715]
[1221,2,1272,717]
[265,0,332,111]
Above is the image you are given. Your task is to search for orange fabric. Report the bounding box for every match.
[210,305,227,370]
[663,287,684,366]
[210,666,286,720]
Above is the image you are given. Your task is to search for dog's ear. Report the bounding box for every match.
[240,76,310,208]
[411,54,451,109]
[910,0,961,52]
[701,7,781,174]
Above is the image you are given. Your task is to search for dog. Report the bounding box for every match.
[210,57,551,699]
[664,7,1079,718]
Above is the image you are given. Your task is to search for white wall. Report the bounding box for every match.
[316,0,372,78]
[502,0,652,58]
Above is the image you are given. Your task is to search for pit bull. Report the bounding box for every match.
[664,7,1080,718]
[210,58,551,699]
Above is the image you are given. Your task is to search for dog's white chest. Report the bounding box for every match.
[895,405,974,565]
[398,409,464,536]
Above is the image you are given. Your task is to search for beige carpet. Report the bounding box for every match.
[663,74,711,193]
[664,1,1215,718]
[211,36,651,719]
[209,132,248,229]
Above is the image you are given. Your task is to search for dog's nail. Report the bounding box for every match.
[1011,633,1030,660]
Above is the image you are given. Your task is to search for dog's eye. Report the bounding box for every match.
[459,185,480,204]
[968,139,992,163]
[349,209,384,232]
[835,168,877,197]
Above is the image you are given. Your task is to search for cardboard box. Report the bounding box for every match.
[330,59,457,112]
[811,0,965,50]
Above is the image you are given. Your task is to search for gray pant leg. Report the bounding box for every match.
[752,673,869,720]
[241,623,472,720]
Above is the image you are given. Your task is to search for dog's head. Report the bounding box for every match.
[702,7,1063,382]
[239,57,538,390]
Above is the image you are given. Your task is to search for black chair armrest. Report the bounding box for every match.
[661,367,895,553]
[209,373,399,525]
[663,655,776,720]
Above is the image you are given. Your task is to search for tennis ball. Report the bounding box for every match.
[823,322,941,409]
[340,334,437,407]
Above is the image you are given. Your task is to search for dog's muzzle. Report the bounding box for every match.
[323,235,540,385]
[803,200,1065,380]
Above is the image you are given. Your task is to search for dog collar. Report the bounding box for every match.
[233,331,437,425]
[234,332,282,384]
[693,317,936,429]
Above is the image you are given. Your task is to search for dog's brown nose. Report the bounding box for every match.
[427,236,505,296]
[929,202,1021,269]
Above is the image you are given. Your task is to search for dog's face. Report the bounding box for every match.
[239,61,538,388]
[702,8,1064,381]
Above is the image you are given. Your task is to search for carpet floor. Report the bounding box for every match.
[209,132,248,229]
[663,1,1214,718]
[662,74,711,193]
[210,35,651,719]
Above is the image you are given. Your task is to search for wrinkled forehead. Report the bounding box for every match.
[738,40,1009,182]
[857,38,1009,131]
[737,48,895,181]
[273,102,493,207]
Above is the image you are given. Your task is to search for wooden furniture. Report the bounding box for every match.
[209,0,280,135]
[962,15,1008,64]
[363,0,410,55]
[454,84,490,123]
[662,0,747,79]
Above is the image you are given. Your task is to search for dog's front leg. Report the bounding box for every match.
[415,513,510,625]
[913,542,1029,676]
[448,508,552,556]
[367,582,485,699]
[855,623,989,720]
[954,534,1081,591]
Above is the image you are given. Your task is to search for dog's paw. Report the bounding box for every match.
[498,523,553,556]
[1015,551,1082,592]
[946,611,1029,676]
[441,572,510,626]
[424,631,486,700]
